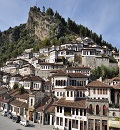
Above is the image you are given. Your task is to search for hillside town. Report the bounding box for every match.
[0,37,120,130]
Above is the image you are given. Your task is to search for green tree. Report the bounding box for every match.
[19,86,25,94]
[42,6,45,12]
[42,38,50,46]
[13,83,19,89]
[46,8,54,16]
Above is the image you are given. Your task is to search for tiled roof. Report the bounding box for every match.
[0,87,8,95]
[69,73,89,78]
[10,99,27,108]
[0,98,11,103]
[65,86,86,90]
[50,70,58,73]
[15,93,29,100]
[20,75,44,82]
[45,80,51,86]
[45,103,55,113]
[39,62,63,66]
[8,88,19,95]
[11,74,23,78]
[36,97,50,112]
[109,77,120,82]
[66,66,90,70]
[53,72,88,78]
[86,80,112,88]
[52,70,67,77]
[112,83,120,89]
[53,98,86,108]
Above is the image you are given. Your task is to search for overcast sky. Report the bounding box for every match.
[0,0,120,49]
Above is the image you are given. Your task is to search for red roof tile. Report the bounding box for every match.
[112,83,120,89]
[86,80,112,88]
[66,66,90,70]
[53,98,86,108]
[20,75,44,82]
[10,99,27,108]
[65,86,86,90]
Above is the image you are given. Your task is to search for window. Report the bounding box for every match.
[60,117,63,126]
[93,89,96,94]
[30,99,33,106]
[103,89,105,94]
[89,104,93,114]
[84,81,86,86]
[95,120,100,130]
[65,118,67,127]
[84,109,86,116]
[76,109,78,115]
[96,105,100,115]
[105,89,108,94]
[71,91,73,97]
[72,120,78,129]
[60,92,62,96]
[72,108,75,115]
[63,80,66,86]
[64,107,71,116]
[60,107,62,113]
[55,80,58,85]
[57,106,59,112]
[80,91,82,97]
[56,117,59,125]
[84,121,87,130]
[98,89,100,94]
[80,109,82,116]
[103,105,106,116]
[67,91,69,97]
[80,120,83,130]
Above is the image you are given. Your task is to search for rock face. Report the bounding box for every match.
[26,6,62,41]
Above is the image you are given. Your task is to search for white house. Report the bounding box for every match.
[86,80,112,103]
[9,74,22,89]
[52,71,89,99]
[66,66,91,76]
[19,75,44,90]
[54,86,87,130]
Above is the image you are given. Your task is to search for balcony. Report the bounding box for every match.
[64,112,71,116]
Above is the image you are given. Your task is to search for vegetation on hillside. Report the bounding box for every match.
[91,65,119,79]
[0,6,118,66]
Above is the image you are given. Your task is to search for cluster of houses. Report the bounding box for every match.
[0,37,120,130]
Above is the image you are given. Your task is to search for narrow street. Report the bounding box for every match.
[0,114,53,130]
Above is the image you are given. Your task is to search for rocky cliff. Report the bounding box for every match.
[26,6,62,41]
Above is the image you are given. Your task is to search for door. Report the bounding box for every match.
[29,111,33,121]
[69,120,71,130]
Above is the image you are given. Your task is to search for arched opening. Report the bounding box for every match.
[96,105,100,115]
[103,105,106,116]
[89,104,93,114]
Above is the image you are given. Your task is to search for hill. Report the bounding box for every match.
[0,6,118,66]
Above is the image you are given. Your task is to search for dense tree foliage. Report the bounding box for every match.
[19,86,25,94]
[46,8,54,16]
[92,65,119,79]
[13,83,19,89]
